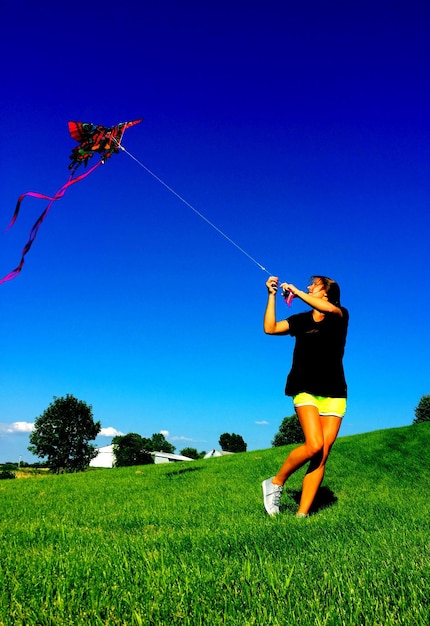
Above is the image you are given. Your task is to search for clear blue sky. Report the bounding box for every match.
[1,1,429,463]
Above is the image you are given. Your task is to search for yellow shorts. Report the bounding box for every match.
[293,393,346,418]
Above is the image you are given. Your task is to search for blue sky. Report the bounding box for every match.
[1,1,429,463]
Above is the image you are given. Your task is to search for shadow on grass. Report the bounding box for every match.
[165,466,203,478]
[283,486,338,514]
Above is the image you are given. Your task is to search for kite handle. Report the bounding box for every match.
[282,288,294,307]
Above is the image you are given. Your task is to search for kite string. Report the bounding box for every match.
[116,142,271,275]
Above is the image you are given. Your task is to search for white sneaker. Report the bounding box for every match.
[262,477,283,516]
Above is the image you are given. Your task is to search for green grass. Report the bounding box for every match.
[1,424,429,625]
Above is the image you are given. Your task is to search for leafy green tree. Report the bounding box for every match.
[112,433,153,467]
[28,394,100,473]
[0,469,16,480]
[230,433,247,452]
[180,447,200,459]
[219,432,247,452]
[413,394,430,424]
[272,414,304,447]
[113,432,175,467]
[149,432,175,454]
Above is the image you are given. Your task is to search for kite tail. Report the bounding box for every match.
[7,189,70,231]
[0,161,102,285]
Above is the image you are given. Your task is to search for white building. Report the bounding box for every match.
[89,445,194,468]
[152,451,194,464]
[89,444,115,468]
[203,449,234,459]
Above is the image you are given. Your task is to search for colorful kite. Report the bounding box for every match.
[1,119,142,285]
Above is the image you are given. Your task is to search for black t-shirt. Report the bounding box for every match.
[285,308,349,398]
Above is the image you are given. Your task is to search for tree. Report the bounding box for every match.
[28,394,100,472]
[180,447,200,460]
[149,432,175,454]
[112,432,175,467]
[219,432,247,453]
[0,469,16,480]
[113,433,153,467]
[272,414,304,447]
[413,394,430,424]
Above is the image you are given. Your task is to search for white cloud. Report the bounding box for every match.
[159,431,205,443]
[255,420,269,425]
[0,421,34,434]
[169,435,195,442]
[99,427,124,437]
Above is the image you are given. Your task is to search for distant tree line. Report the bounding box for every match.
[25,392,430,474]
[27,394,249,471]
[0,465,16,480]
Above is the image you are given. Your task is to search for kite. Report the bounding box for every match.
[0,119,142,285]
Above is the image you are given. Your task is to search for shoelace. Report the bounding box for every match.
[272,485,283,506]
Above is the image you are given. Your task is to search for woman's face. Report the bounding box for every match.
[308,278,327,299]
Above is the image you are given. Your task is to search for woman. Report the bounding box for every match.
[262,275,349,517]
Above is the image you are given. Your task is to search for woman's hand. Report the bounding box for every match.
[266,276,279,295]
[280,282,297,296]
[264,276,291,335]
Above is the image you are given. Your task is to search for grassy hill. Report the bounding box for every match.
[1,423,429,625]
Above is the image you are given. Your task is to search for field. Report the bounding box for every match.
[1,423,429,625]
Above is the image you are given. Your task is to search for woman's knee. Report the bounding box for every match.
[304,438,323,457]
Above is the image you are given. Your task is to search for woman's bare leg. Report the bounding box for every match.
[296,415,342,515]
[273,405,324,485]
